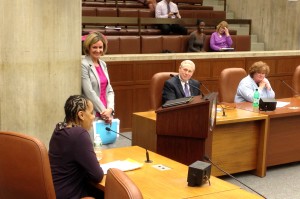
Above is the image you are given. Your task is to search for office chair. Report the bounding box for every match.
[149,72,178,110]
[292,65,300,96]
[219,68,247,103]
[0,131,56,199]
[105,168,143,199]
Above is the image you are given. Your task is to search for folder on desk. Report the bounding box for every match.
[93,119,120,145]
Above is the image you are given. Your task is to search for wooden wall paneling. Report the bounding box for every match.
[201,80,219,94]
[113,86,134,132]
[210,58,246,79]
[270,76,294,98]
[108,61,134,85]
[133,60,176,83]
[191,59,212,80]
[276,56,300,75]
[133,84,151,112]
[245,57,276,76]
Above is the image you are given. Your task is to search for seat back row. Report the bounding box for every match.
[82,7,224,19]
[104,35,251,54]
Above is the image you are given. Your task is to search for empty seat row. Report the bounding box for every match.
[82,7,224,19]
[104,35,251,54]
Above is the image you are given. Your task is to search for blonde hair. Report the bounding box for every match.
[83,32,108,56]
[216,21,228,32]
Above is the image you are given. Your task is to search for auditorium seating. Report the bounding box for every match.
[105,35,251,54]
[82,7,232,36]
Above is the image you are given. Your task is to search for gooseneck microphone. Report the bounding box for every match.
[105,127,131,141]
[281,80,299,96]
[218,104,226,117]
[105,127,153,163]
[203,156,266,199]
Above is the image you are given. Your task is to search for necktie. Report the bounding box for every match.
[184,83,190,97]
[167,3,170,14]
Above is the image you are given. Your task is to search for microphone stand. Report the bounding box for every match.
[219,104,227,117]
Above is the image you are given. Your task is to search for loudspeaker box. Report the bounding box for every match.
[187,160,211,187]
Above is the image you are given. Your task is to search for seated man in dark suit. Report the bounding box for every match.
[162,60,201,104]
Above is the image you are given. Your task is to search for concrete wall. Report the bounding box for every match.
[227,0,300,50]
[0,1,81,147]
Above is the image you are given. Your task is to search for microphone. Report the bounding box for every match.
[105,127,153,163]
[200,82,211,94]
[105,127,131,141]
[218,104,226,117]
[281,80,299,96]
[203,156,266,199]
[145,149,153,163]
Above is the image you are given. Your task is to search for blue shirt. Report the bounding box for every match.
[234,75,275,103]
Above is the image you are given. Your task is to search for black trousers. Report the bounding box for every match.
[158,24,188,35]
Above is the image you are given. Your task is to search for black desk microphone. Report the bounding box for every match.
[203,156,266,199]
[105,127,152,163]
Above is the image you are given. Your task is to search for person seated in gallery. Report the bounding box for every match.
[210,21,233,52]
[187,19,206,52]
[235,61,275,102]
[155,0,187,35]
[162,60,202,104]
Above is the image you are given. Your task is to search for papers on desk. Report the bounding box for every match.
[101,158,143,174]
[276,101,290,108]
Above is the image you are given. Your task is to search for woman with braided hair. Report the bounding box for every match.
[49,95,104,199]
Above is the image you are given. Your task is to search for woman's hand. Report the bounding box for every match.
[224,27,230,36]
[259,79,271,90]
[100,108,113,123]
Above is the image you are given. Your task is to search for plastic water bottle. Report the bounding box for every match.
[94,134,103,161]
[253,89,260,108]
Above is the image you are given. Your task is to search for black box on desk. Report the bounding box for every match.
[187,160,211,187]
[259,98,277,111]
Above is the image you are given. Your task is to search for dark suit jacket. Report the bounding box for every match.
[162,75,201,104]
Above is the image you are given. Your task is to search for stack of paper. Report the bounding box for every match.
[100,158,143,174]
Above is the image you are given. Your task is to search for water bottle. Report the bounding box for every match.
[94,134,103,161]
[253,89,260,108]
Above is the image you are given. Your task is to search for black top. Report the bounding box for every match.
[162,75,201,104]
[49,124,104,199]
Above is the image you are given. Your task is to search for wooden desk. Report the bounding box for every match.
[96,146,263,199]
[236,97,300,166]
[132,107,268,177]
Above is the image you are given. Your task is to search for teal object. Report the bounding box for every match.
[253,89,260,107]
[93,119,120,145]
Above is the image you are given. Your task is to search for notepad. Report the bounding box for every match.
[101,158,143,174]
[220,47,234,51]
